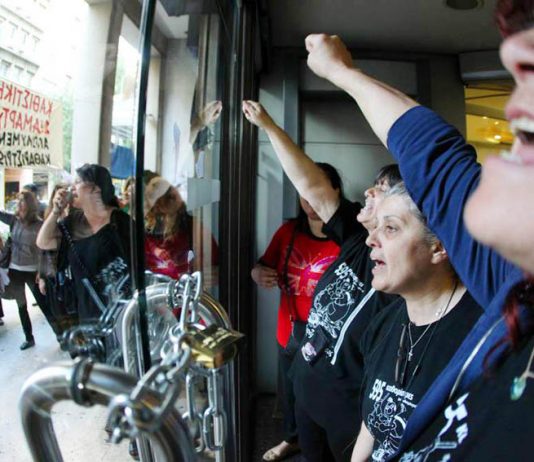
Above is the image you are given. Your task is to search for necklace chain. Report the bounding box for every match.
[406,280,459,362]
[407,322,433,361]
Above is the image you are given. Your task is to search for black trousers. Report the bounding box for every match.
[294,399,356,462]
[278,345,299,444]
[2,269,37,341]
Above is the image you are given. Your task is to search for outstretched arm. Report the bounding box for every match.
[305,34,418,146]
[304,35,517,306]
[242,100,340,222]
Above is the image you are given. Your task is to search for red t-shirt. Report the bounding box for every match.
[145,231,193,279]
[145,225,218,280]
[259,220,340,347]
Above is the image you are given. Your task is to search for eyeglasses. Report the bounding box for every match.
[395,323,409,388]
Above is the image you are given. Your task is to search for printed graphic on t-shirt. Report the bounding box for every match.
[284,247,338,297]
[367,378,418,461]
[303,262,366,360]
[399,394,470,462]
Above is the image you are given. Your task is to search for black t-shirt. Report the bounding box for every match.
[60,208,132,321]
[395,333,534,462]
[360,292,482,462]
[290,198,398,421]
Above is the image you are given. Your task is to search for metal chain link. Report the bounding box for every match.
[107,272,229,454]
[202,368,226,451]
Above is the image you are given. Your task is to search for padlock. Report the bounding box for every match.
[184,324,244,369]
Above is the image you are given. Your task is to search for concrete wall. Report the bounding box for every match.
[71,1,113,169]
[428,55,466,136]
[302,101,394,203]
[254,49,466,393]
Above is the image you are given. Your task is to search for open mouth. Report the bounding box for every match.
[498,117,534,165]
[511,117,534,146]
[370,255,386,269]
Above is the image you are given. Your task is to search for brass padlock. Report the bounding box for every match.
[184,324,244,369]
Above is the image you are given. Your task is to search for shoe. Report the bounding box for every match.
[128,440,140,460]
[0,318,4,326]
[20,339,35,350]
[262,441,300,461]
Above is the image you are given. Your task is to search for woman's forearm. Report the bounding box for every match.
[351,422,374,462]
[0,211,15,227]
[36,211,60,250]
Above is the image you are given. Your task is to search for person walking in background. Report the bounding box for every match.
[0,191,43,350]
[252,162,342,462]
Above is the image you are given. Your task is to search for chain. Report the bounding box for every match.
[106,339,192,442]
[202,368,226,451]
[106,271,229,453]
[183,371,206,453]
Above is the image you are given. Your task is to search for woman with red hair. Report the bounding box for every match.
[303,0,534,460]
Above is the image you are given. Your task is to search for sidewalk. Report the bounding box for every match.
[0,292,131,461]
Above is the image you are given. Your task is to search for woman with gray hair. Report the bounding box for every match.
[351,184,482,462]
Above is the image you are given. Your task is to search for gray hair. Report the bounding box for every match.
[385,182,439,247]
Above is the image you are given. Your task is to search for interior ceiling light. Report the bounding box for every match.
[445,0,483,10]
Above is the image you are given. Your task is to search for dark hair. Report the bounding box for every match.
[17,190,40,224]
[143,170,159,185]
[76,164,119,207]
[375,163,402,188]
[281,162,341,296]
[495,0,534,37]
[23,183,40,196]
[316,162,344,200]
[485,278,534,369]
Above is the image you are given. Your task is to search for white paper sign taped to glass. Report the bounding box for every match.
[0,78,63,168]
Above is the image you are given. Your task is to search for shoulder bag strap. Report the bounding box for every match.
[58,221,94,283]
[282,221,300,322]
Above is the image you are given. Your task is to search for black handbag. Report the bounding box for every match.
[0,221,15,269]
[0,236,12,269]
[55,266,78,316]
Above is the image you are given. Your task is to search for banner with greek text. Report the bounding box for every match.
[0,78,63,169]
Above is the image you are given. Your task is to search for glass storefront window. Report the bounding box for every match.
[141,1,224,297]
[0,0,235,460]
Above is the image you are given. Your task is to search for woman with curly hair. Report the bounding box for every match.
[144,176,218,280]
